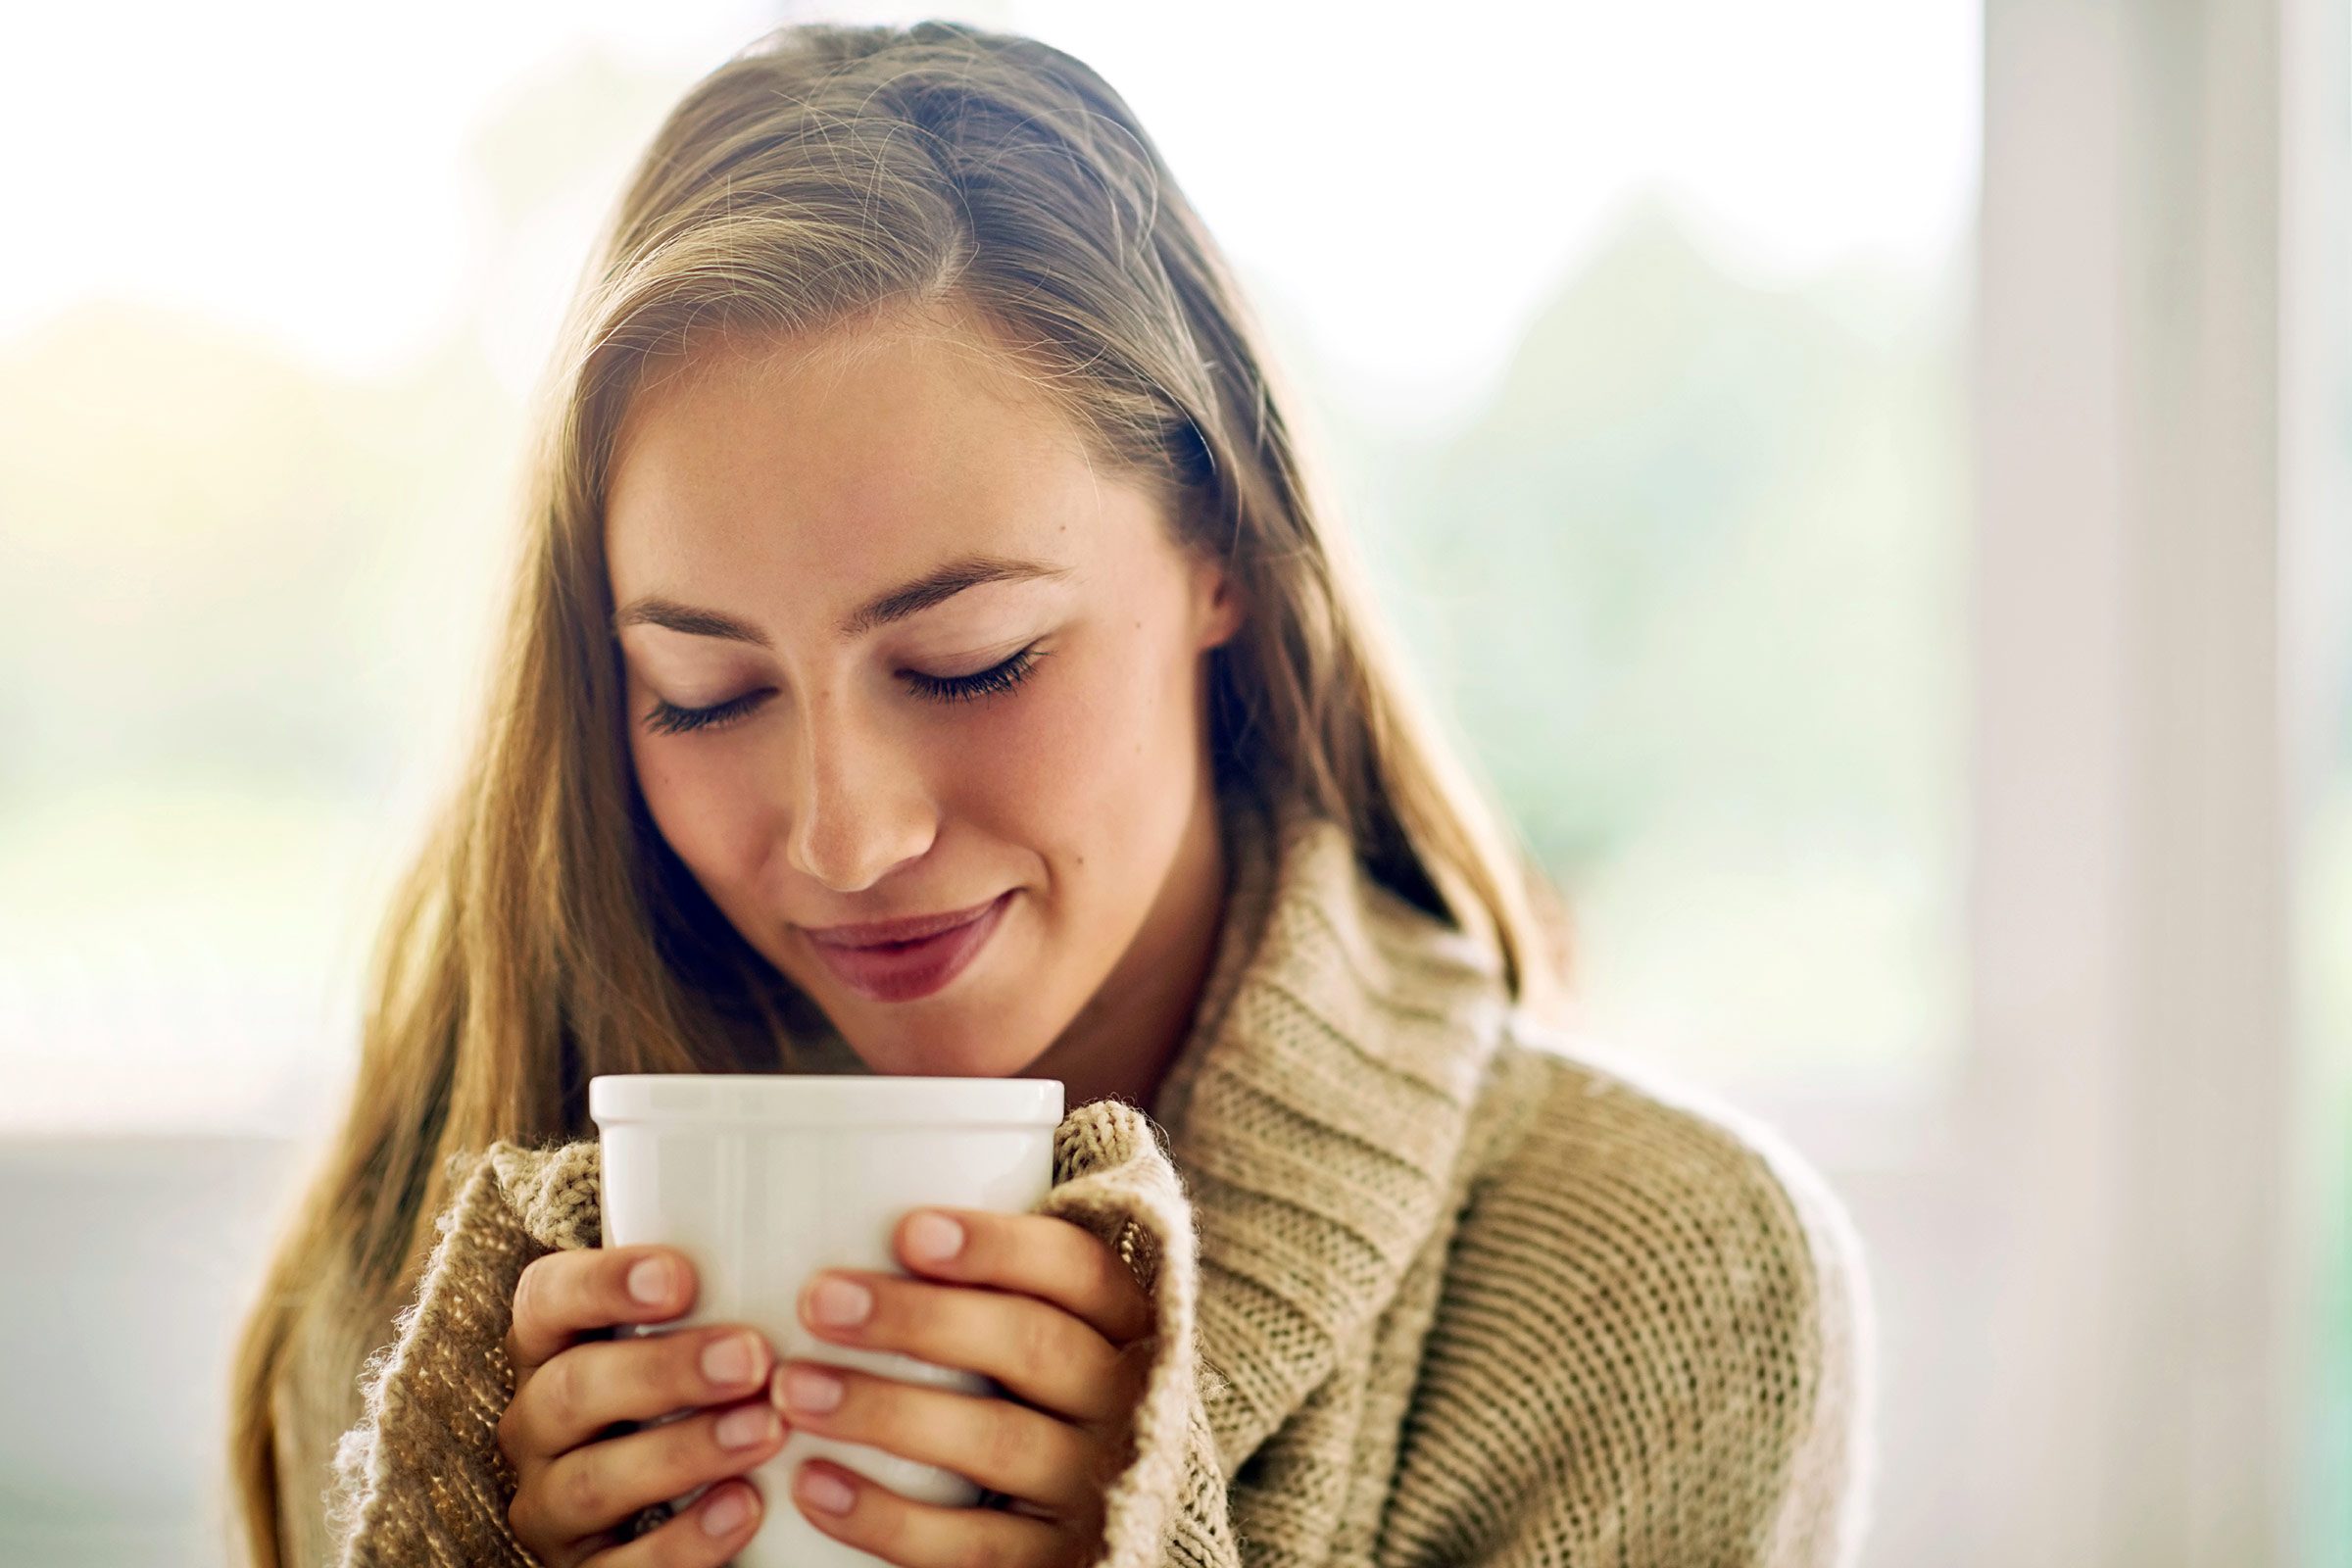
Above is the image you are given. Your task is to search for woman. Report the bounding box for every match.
[229,19,1872,1568]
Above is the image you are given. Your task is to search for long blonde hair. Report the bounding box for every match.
[228,20,1566,1564]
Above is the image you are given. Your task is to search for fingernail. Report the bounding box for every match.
[702,1484,753,1536]
[702,1333,758,1389]
[715,1403,781,1450]
[781,1365,843,1413]
[626,1257,675,1305]
[808,1276,872,1327]
[905,1212,963,1263]
[801,1465,856,1515]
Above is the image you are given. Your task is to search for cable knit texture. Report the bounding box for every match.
[300,790,1875,1567]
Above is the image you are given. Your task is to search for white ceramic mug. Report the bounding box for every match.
[590,1073,1066,1568]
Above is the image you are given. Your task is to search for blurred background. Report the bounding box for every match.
[0,0,2342,1563]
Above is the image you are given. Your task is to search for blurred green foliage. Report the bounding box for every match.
[1289,200,1969,1075]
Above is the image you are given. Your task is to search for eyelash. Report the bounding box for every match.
[640,645,1048,737]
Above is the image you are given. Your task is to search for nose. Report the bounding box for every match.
[784,697,936,895]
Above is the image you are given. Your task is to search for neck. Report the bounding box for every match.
[1025,779,1231,1110]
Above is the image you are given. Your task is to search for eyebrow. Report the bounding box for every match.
[611,555,1072,647]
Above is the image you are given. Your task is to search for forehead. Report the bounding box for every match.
[602,313,1124,600]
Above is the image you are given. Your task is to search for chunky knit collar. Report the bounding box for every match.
[1134,788,1520,1471]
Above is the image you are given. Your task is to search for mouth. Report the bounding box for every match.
[800,891,1014,1004]
[803,895,1007,948]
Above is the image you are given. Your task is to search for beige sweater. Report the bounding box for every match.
[309,793,1875,1566]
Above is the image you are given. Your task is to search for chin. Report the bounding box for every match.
[837,1008,1051,1080]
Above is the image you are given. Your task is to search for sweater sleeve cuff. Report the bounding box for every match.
[1034,1100,1241,1568]
[324,1140,598,1568]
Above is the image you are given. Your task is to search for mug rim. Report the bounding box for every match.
[589,1071,1066,1128]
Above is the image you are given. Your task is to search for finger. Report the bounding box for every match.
[771,1361,1102,1516]
[797,1271,1129,1424]
[792,1456,1072,1568]
[502,1324,773,1460]
[514,1396,787,1545]
[507,1247,698,1372]
[893,1210,1153,1346]
[581,1479,764,1568]
[552,1530,621,1568]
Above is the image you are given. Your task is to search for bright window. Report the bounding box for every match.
[0,0,1977,1131]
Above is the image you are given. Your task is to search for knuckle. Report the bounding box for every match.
[510,1265,540,1337]
[535,1351,584,1436]
[1086,1403,1133,1488]
[864,1495,914,1561]
[557,1453,606,1528]
[879,1279,921,1341]
[837,1375,891,1445]
[495,1395,524,1464]
[981,1401,1034,1479]
[513,1254,562,1339]
[1094,1239,1138,1306]
[1015,1307,1061,1376]
[951,1523,1008,1568]
[1115,1343,1154,1412]
[652,1404,719,1486]
[506,1487,538,1550]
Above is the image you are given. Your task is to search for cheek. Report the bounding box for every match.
[976,636,1187,808]
[955,626,1200,896]
[627,728,778,896]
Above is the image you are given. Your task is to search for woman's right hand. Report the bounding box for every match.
[498,1245,790,1565]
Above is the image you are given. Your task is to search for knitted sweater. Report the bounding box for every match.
[304,793,1875,1566]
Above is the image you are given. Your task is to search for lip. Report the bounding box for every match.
[801,891,1012,1004]
[804,895,1008,948]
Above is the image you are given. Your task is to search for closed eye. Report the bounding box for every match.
[639,644,1048,736]
[903,644,1047,705]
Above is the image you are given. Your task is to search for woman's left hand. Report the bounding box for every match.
[773,1205,1157,1568]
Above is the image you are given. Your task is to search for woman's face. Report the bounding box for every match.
[604,312,1243,1080]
